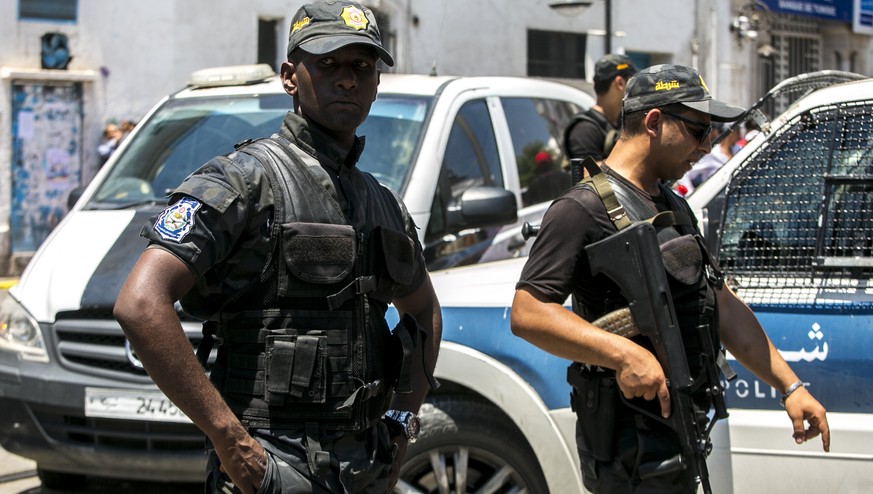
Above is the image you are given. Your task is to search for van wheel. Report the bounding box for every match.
[37,467,87,490]
[396,396,548,493]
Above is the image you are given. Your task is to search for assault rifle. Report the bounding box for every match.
[586,221,724,494]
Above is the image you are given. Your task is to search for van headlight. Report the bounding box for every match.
[0,295,49,363]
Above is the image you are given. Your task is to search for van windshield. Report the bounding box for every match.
[87,92,431,208]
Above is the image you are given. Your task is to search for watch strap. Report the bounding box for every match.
[383,409,417,439]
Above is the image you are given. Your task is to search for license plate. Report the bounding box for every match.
[85,387,192,423]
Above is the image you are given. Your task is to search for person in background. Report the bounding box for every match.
[114,2,442,492]
[97,122,122,166]
[675,122,742,196]
[525,150,570,205]
[733,118,761,153]
[120,119,137,140]
[564,54,639,163]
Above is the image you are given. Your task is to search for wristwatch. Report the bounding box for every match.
[383,409,421,443]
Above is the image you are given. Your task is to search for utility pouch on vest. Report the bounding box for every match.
[279,222,356,296]
[568,363,617,462]
[375,226,415,286]
[264,334,327,405]
[660,234,704,286]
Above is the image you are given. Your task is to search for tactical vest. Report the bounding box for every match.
[564,108,620,160]
[573,160,727,408]
[207,134,417,432]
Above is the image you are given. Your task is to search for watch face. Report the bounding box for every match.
[407,414,421,438]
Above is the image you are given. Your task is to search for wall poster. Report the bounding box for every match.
[11,82,83,253]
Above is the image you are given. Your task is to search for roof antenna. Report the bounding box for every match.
[429,60,438,76]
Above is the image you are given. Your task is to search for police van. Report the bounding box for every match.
[0,64,595,490]
[417,73,873,493]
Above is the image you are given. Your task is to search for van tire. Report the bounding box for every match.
[396,395,549,493]
[37,467,87,490]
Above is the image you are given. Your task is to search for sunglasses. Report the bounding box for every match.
[660,110,712,145]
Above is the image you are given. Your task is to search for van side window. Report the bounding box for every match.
[424,99,503,269]
[501,97,580,206]
[718,103,873,306]
[427,99,502,239]
[442,99,503,198]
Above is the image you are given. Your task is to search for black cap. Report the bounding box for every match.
[287,0,394,67]
[593,54,637,84]
[622,64,745,122]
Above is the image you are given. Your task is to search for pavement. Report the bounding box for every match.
[0,446,36,484]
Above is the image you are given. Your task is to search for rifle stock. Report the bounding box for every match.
[586,221,715,494]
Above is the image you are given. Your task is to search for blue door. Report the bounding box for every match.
[11,82,83,253]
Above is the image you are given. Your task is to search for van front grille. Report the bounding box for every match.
[52,318,212,378]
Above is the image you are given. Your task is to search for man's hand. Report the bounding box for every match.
[214,431,268,494]
[387,434,409,490]
[784,386,830,452]
[715,285,830,453]
[615,346,671,419]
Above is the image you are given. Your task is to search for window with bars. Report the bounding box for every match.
[718,101,873,308]
[257,18,279,70]
[757,16,821,117]
[527,29,586,79]
[19,0,77,21]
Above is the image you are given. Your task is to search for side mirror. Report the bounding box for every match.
[448,186,517,229]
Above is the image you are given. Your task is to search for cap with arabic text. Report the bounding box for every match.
[622,64,744,121]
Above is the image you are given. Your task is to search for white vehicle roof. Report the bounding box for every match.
[171,65,591,103]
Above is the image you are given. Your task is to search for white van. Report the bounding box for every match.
[0,64,594,490]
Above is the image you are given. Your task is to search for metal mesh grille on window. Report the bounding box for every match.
[719,101,873,308]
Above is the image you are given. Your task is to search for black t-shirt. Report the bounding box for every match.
[517,165,671,310]
[519,166,718,431]
[565,109,618,162]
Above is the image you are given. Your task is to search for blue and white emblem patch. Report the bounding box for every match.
[154,197,202,242]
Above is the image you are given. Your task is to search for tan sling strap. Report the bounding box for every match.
[576,156,693,231]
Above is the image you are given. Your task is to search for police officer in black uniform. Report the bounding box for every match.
[511,64,829,493]
[564,54,638,163]
[114,2,442,493]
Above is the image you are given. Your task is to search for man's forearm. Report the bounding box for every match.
[114,249,247,445]
[717,286,800,392]
[120,311,246,443]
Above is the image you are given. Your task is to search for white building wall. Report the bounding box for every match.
[398,0,697,79]
[0,0,871,274]
[0,0,702,195]
[1,1,304,178]
[0,0,703,180]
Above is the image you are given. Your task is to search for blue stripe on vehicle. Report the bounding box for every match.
[392,304,873,414]
[80,211,153,310]
[725,308,873,413]
[389,306,572,410]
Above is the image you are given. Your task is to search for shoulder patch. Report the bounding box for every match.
[154,197,202,242]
